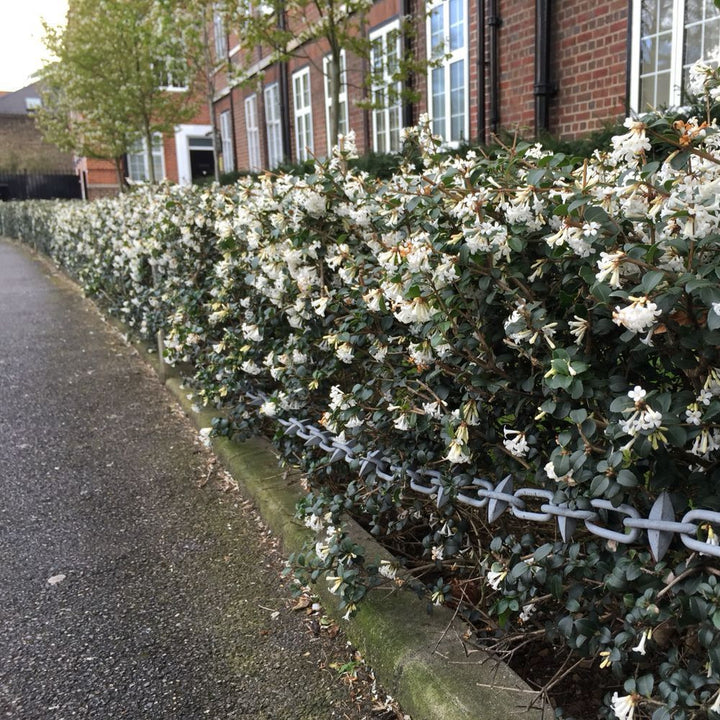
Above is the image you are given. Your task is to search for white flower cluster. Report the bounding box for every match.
[613,296,661,335]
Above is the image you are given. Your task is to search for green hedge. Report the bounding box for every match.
[6,70,720,716]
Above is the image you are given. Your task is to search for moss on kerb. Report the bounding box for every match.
[163,372,549,720]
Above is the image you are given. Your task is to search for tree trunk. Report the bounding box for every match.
[114,156,127,193]
[144,126,157,183]
[203,17,222,183]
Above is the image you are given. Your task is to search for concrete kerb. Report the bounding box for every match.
[164,366,550,720]
[17,241,550,720]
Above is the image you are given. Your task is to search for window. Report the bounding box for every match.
[220,110,235,173]
[127,135,165,182]
[369,21,403,153]
[156,55,188,91]
[427,0,468,143]
[213,7,227,60]
[631,0,720,111]
[293,67,314,161]
[264,83,283,168]
[245,94,261,171]
[324,51,349,151]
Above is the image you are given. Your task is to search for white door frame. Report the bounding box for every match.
[174,124,213,185]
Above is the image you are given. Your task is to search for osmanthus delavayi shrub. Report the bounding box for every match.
[7,61,720,719]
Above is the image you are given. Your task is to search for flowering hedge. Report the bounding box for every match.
[6,65,720,718]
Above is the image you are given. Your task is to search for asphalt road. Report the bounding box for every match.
[0,239,388,720]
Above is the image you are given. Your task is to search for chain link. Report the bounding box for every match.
[270,410,720,562]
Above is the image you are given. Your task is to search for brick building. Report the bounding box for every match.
[209,0,719,173]
[78,101,214,200]
[0,83,74,174]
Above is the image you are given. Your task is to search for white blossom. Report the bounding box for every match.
[378,560,398,580]
[631,628,651,655]
[445,438,471,464]
[613,296,661,334]
[486,568,507,590]
[595,250,625,288]
[336,343,354,364]
[259,400,278,417]
[610,692,636,720]
[503,428,530,458]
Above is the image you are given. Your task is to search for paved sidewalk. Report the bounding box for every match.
[0,239,390,720]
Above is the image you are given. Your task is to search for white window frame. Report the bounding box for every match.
[630,0,720,112]
[426,0,469,144]
[292,67,314,162]
[213,6,227,60]
[220,110,234,173]
[323,50,349,152]
[156,53,188,92]
[264,83,283,168]
[245,94,261,171]
[127,134,165,183]
[369,20,403,154]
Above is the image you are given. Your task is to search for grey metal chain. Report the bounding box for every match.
[244,392,720,562]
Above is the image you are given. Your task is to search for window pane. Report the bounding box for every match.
[640,75,655,110]
[430,6,444,57]
[659,0,674,29]
[656,71,671,107]
[640,1,654,35]
[450,60,465,141]
[706,18,720,61]
[339,100,348,136]
[432,67,445,138]
[684,23,702,65]
[449,0,465,52]
[685,0,703,25]
[657,33,672,71]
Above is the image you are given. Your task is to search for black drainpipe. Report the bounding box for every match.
[488,0,500,136]
[534,0,552,136]
[278,4,292,163]
[624,0,633,117]
[477,0,486,144]
[401,0,414,129]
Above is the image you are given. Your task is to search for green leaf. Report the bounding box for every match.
[526,168,546,186]
[617,469,637,487]
[637,674,654,697]
[507,235,524,252]
[640,270,665,293]
[533,543,554,561]
[670,151,690,170]
[584,205,611,227]
[510,561,529,579]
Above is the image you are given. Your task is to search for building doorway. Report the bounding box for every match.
[188,136,215,181]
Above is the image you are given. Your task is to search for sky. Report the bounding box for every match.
[0,0,68,93]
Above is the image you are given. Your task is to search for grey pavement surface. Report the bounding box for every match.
[0,239,394,720]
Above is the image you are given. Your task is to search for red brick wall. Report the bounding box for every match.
[494,1,537,137]
[491,0,628,140]
[219,0,634,172]
[552,0,628,137]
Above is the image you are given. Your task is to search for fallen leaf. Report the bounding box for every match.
[291,596,311,611]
